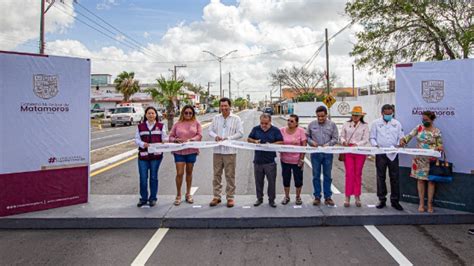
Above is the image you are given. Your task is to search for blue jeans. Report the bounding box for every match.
[311,153,333,199]
[138,159,162,202]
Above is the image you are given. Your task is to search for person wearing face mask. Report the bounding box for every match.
[400,110,444,213]
[369,104,405,211]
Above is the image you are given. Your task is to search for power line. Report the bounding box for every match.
[52,3,162,60]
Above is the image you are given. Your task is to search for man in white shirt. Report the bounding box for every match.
[208,98,244,208]
[369,104,404,211]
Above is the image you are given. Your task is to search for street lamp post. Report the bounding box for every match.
[202,50,238,98]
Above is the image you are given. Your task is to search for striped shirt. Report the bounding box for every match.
[208,113,244,154]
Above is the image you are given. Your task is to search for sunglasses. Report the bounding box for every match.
[287,120,296,123]
[184,111,193,115]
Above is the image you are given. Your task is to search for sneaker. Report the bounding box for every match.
[313,198,321,206]
[324,198,335,206]
[149,200,157,207]
[137,200,147,208]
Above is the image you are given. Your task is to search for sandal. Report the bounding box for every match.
[295,197,303,205]
[281,197,290,205]
[355,200,362,208]
[418,205,425,212]
[185,194,194,204]
[174,196,181,206]
[344,201,350,208]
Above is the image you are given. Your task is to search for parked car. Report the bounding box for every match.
[110,103,144,127]
[90,109,104,119]
[263,107,274,115]
[104,108,116,119]
[206,107,218,113]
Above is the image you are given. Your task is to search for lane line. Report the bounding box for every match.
[190,186,199,195]
[303,157,341,194]
[91,139,134,153]
[91,154,137,177]
[91,134,121,141]
[364,225,413,266]
[131,228,169,266]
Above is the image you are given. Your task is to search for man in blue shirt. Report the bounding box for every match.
[248,113,284,207]
[369,104,404,211]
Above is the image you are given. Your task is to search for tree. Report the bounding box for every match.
[183,82,206,104]
[346,0,473,73]
[146,77,184,131]
[270,66,338,97]
[114,71,140,102]
[234,97,248,110]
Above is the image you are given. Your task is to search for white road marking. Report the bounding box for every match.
[365,225,413,266]
[190,186,199,195]
[90,149,136,172]
[91,139,134,153]
[303,157,341,194]
[131,228,169,266]
[91,134,121,141]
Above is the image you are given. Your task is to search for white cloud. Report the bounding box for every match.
[3,0,387,100]
[96,0,119,10]
[0,0,75,50]
[143,32,150,38]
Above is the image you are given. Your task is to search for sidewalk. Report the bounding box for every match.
[2,194,473,229]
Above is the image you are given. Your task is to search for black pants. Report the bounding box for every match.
[281,161,303,188]
[254,162,277,202]
[375,154,400,202]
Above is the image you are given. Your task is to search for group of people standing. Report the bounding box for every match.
[134,98,444,213]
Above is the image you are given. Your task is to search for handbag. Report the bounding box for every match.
[428,152,453,183]
[338,123,360,162]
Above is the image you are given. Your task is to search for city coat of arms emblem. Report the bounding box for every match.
[33,74,59,99]
[421,80,444,103]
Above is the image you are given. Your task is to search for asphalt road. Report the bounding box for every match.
[1,110,472,265]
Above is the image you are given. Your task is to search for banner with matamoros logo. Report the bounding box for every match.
[0,51,90,216]
[396,59,474,212]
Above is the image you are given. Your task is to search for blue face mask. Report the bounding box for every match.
[383,114,393,122]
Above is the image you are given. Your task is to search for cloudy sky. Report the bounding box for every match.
[0,0,388,100]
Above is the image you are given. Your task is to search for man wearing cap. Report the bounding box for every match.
[369,104,404,211]
[306,106,339,206]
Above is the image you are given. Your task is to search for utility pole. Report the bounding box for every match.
[173,65,186,81]
[228,72,231,99]
[352,64,355,97]
[279,79,282,114]
[202,50,238,98]
[325,28,331,117]
[39,0,57,54]
[207,81,214,108]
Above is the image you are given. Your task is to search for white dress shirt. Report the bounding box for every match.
[208,113,244,154]
[369,117,404,148]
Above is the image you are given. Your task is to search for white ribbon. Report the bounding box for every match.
[148,140,440,157]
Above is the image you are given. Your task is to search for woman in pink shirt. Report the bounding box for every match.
[169,105,203,206]
[340,106,370,208]
[280,114,307,205]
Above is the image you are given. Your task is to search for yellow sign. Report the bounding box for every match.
[323,95,336,108]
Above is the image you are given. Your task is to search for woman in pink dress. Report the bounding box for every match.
[169,105,203,206]
[279,114,307,205]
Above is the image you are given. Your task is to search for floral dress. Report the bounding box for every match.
[403,125,443,180]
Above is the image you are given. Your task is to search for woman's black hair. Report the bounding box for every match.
[289,114,299,123]
[348,115,366,124]
[422,110,436,121]
[143,106,158,122]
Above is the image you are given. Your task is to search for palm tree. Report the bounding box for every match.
[146,77,184,131]
[114,71,140,102]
